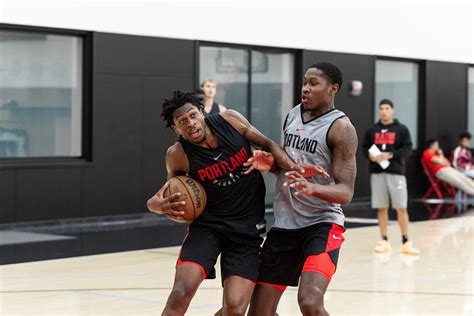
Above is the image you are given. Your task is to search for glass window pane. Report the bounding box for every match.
[199,46,249,117]
[251,50,294,204]
[468,67,474,140]
[0,30,82,158]
[375,60,419,149]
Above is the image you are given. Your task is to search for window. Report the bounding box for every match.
[468,67,474,136]
[0,29,83,158]
[199,45,295,203]
[375,60,419,148]
[199,46,249,116]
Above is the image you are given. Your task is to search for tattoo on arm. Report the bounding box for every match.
[332,120,358,196]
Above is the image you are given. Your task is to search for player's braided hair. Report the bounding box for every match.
[307,62,343,89]
[161,90,204,127]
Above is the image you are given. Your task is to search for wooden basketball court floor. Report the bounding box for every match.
[1,214,472,316]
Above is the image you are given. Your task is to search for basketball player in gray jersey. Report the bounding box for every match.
[247,62,358,316]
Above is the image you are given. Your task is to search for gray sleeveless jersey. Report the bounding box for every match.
[273,105,346,229]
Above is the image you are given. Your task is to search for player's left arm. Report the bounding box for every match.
[285,117,357,205]
[220,109,297,171]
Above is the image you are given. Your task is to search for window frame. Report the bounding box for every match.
[374,56,424,150]
[467,65,474,138]
[195,41,300,122]
[0,23,92,168]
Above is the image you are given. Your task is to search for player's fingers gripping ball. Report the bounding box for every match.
[163,176,207,222]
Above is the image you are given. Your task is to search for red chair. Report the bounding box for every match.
[421,160,456,199]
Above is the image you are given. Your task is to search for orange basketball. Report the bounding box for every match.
[164,176,207,221]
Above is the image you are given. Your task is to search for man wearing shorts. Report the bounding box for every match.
[147,91,307,316]
[362,99,420,255]
[247,62,358,316]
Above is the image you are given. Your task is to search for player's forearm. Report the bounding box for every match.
[308,183,354,205]
[267,142,296,171]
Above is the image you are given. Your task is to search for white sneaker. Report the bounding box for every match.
[399,241,420,255]
[374,240,391,253]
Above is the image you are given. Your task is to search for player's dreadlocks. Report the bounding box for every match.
[161,90,204,128]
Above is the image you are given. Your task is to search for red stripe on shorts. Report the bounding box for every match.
[301,252,336,281]
[176,258,207,280]
[256,281,287,292]
[175,226,206,280]
[325,224,345,252]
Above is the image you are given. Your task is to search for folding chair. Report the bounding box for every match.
[421,160,457,199]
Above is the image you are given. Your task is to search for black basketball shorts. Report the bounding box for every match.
[177,224,263,283]
[257,222,345,288]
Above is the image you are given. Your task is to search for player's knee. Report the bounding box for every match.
[224,296,247,316]
[166,286,193,310]
[298,288,327,316]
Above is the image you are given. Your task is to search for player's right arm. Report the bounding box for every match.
[147,143,189,220]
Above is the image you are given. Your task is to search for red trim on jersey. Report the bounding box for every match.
[256,281,287,292]
[301,252,336,281]
[325,224,345,252]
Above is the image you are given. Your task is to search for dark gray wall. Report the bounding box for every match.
[302,51,375,198]
[0,31,470,224]
[0,32,194,223]
[408,61,469,197]
[425,61,468,149]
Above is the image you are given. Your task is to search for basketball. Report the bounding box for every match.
[164,176,207,221]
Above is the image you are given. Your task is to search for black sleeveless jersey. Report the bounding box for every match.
[206,102,220,115]
[179,114,265,236]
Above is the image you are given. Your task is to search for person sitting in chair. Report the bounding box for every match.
[452,132,474,178]
[422,139,474,196]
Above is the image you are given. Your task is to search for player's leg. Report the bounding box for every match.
[248,282,285,316]
[163,264,204,316]
[221,276,255,316]
[248,229,299,316]
[220,233,263,316]
[298,271,330,316]
[298,223,345,316]
[371,173,391,252]
[164,225,221,315]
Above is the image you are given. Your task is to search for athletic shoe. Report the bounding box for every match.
[373,240,391,253]
[399,241,420,255]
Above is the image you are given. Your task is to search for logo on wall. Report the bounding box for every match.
[350,80,363,96]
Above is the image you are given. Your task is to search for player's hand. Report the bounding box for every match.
[167,214,191,224]
[147,181,186,218]
[295,163,330,178]
[243,150,274,174]
[283,171,314,196]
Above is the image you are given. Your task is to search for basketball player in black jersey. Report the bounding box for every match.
[147,91,320,316]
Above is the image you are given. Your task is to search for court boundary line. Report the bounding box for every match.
[1,287,472,297]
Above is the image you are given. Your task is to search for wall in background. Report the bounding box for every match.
[1,0,473,64]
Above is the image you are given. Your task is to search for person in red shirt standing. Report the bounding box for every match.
[422,139,474,195]
[452,132,474,178]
